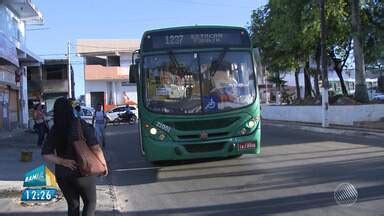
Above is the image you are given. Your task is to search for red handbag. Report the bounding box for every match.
[73,120,106,176]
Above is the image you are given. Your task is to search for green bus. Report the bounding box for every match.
[130,26,261,162]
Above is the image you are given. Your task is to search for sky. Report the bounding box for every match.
[26,0,268,98]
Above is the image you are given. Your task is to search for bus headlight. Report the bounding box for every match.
[246,120,256,128]
[150,128,158,135]
[240,128,248,135]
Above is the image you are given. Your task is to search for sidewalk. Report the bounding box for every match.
[263,119,384,139]
[0,130,116,215]
[0,129,39,193]
[0,127,37,148]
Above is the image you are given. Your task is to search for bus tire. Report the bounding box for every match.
[112,118,120,126]
[129,115,137,125]
[228,154,242,159]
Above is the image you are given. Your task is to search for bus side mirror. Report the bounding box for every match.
[252,48,263,79]
[129,64,137,83]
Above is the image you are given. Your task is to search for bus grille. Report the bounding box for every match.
[165,117,239,131]
[177,132,229,140]
[183,142,226,153]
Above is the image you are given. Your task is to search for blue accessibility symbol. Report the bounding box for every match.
[203,96,218,112]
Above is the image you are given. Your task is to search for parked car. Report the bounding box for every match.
[79,106,95,124]
[106,105,138,123]
[44,106,94,127]
[372,94,384,101]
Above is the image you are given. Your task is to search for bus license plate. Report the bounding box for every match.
[238,142,256,150]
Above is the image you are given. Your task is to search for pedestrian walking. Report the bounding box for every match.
[33,103,48,147]
[42,97,108,216]
[92,104,107,148]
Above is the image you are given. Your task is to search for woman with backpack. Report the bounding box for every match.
[42,97,108,216]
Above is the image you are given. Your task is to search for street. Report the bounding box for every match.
[106,123,384,216]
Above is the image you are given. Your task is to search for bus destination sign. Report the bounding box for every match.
[149,31,247,50]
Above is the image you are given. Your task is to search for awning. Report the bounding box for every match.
[17,47,42,66]
[4,0,43,24]
[0,32,19,67]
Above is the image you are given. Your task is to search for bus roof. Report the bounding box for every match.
[142,25,247,35]
[140,25,251,52]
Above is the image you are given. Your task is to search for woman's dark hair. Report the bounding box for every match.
[75,105,81,112]
[34,103,41,110]
[52,97,74,153]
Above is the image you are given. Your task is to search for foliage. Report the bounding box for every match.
[362,0,384,66]
[249,0,383,102]
[249,0,353,99]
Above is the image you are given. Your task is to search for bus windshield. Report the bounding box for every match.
[143,51,256,114]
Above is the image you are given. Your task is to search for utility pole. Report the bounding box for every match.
[67,41,72,98]
[320,0,329,127]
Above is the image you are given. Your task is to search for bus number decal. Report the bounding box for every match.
[165,35,184,45]
[156,122,171,133]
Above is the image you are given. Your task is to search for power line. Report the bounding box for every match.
[38,52,79,56]
[157,0,254,9]
[75,15,240,25]
[73,44,138,50]
[26,27,51,31]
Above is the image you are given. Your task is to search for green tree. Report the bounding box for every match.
[362,0,384,68]
[302,0,352,96]
[250,0,314,100]
[249,0,381,100]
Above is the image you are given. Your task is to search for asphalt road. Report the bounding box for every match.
[105,123,384,216]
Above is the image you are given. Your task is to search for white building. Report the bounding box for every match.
[0,0,43,130]
[76,39,140,110]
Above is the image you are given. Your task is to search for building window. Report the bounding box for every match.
[107,56,120,66]
[46,67,64,80]
[85,56,106,66]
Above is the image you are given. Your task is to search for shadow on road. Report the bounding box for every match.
[105,124,158,186]
[262,124,384,148]
[129,184,384,215]
[0,211,117,216]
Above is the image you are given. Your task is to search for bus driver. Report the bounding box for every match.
[210,63,238,103]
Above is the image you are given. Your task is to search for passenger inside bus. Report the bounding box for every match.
[210,63,238,103]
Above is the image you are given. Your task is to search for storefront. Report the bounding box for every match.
[0,32,20,130]
[0,0,43,130]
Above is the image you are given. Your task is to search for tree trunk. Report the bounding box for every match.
[313,74,320,97]
[294,67,301,100]
[334,66,348,96]
[351,0,369,102]
[304,61,313,99]
[314,46,321,97]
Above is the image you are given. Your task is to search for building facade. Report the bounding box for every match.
[27,59,74,115]
[76,39,140,110]
[0,0,43,130]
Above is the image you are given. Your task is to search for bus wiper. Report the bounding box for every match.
[168,51,181,71]
[210,49,227,77]
[168,50,190,77]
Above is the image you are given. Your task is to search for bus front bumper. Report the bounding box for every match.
[143,128,261,162]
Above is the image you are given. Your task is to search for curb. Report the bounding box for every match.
[0,184,23,198]
[263,120,384,139]
[104,148,121,216]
